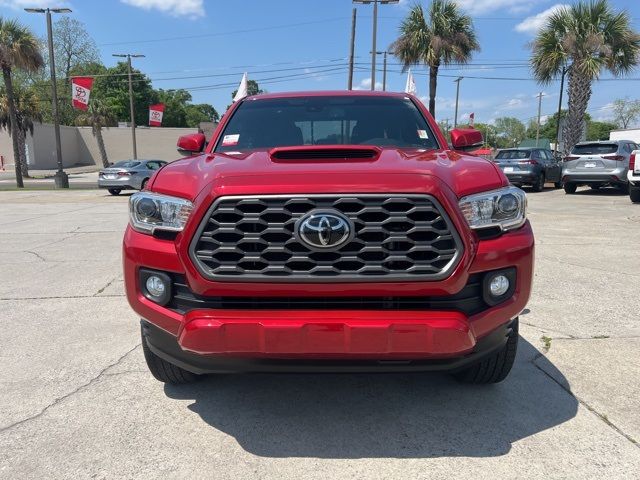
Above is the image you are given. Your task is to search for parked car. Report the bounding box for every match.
[562,140,637,194]
[494,147,562,192]
[629,150,640,203]
[98,159,167,195]
[123,91,533,385]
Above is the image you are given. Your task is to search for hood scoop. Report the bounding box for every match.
[270,145,380,163]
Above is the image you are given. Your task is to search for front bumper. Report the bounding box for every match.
[123,218,534,372]
[142,317,517,373]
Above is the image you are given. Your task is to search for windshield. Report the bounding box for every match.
[572,143,618,155]
[214,96,439,152]
[112,161,141,168]
[496,150,531,160]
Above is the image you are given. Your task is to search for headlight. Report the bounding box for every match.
[458,186,526,231]
[129,192,193,234]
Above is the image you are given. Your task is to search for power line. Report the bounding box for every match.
[99,17,347,46]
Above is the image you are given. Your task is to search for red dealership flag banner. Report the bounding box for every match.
[71,77,94,110]
[469,112,475,127]
[149,104,165,127]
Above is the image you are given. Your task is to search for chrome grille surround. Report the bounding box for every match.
[189,194,463,282]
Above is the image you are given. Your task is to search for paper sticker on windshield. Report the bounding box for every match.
[417,130,428,139]
[222,134,240,146]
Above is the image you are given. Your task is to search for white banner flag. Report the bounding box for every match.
[233,72,248,102]
[404,69,417,95]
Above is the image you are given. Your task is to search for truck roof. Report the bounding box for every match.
[243,90,410,101]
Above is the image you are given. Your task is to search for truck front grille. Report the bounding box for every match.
[189,194,463,282]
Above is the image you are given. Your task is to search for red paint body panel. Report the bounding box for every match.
[127,91,534,363]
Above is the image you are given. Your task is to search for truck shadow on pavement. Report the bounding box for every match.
[164,337,577,458]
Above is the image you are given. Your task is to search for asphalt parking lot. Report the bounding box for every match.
[0,186,639,479]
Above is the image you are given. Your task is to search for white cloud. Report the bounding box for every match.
[120,0,204,18]
[515,4,570,35]
[593,102,616,122]
[453,0,544,15]
[354,78,383,91]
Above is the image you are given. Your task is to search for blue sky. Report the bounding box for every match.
[3,0,639,126]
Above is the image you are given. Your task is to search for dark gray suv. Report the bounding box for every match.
[494,148,562,192]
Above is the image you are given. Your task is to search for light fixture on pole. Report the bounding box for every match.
[353,0,399,91]
[25,7,72,188]
[112,53,145,159]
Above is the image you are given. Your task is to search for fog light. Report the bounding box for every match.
[139,269,172,306]
[145,275,166,298]
[489,274,510,297]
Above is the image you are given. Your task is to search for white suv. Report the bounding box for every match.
[629,150,640,203]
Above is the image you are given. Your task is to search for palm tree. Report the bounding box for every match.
[0,17,44,188]
[0,84,42,178]
[531,0,640,155]
[75,99,116,168]
[390,0,479,118]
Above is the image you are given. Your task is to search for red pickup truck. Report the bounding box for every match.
[123,91,533,385]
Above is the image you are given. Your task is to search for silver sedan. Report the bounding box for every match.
[98,160,167,195]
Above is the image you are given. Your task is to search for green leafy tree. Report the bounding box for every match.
[92,62,158,126]
[586,120,617,140]
[494,117,526,147]
[0,17,44,188]
[531,0,640,155]
[75,98,116,167]
[185,103,219,127]
[473,122,498,148]
[51,17,100,81]
[390,0,479,118]
[611,97,640,129]
[156,88,191,127]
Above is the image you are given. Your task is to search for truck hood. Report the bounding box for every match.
[151,148,507,201]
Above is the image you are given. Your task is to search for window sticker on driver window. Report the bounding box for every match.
[417,130,428,139]
[222,134,240,146]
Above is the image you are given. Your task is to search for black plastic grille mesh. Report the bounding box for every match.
[190,195,461,281]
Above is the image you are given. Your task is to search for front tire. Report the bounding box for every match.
[142,329,200,384]
[454,319,518,384]
[630,185,640,203]
[564,182,577,194]
[108,188,121,196]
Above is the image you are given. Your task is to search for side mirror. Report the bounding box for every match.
[450,128,484,152]
[177,133,206,156]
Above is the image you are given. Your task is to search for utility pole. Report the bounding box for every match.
[112,53,145,159]
[370,51,388,90]
[25,7,72,188]
[382,51,387,91]
[354,1,399,91]
[348,8,357,90]
[453,77,463,127]
[536,92,545,146]
[555,66,568,154]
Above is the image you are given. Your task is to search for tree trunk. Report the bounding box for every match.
[17,127,29,178]
[428,64,439,118]
[95,125,109,167]
[563,68,591,157]
[1,66,23,188]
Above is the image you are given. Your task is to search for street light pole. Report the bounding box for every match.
[112,53,145,159]
[536,91,545,146]
[555,66,568,154]
[353,1,399,91]
[453,76,463,127]
[25,7,72,188]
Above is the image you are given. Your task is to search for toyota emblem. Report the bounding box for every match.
[295,210,354,250]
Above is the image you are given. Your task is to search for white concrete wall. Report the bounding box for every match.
[609,129,640,143]
[0,124,199,170]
